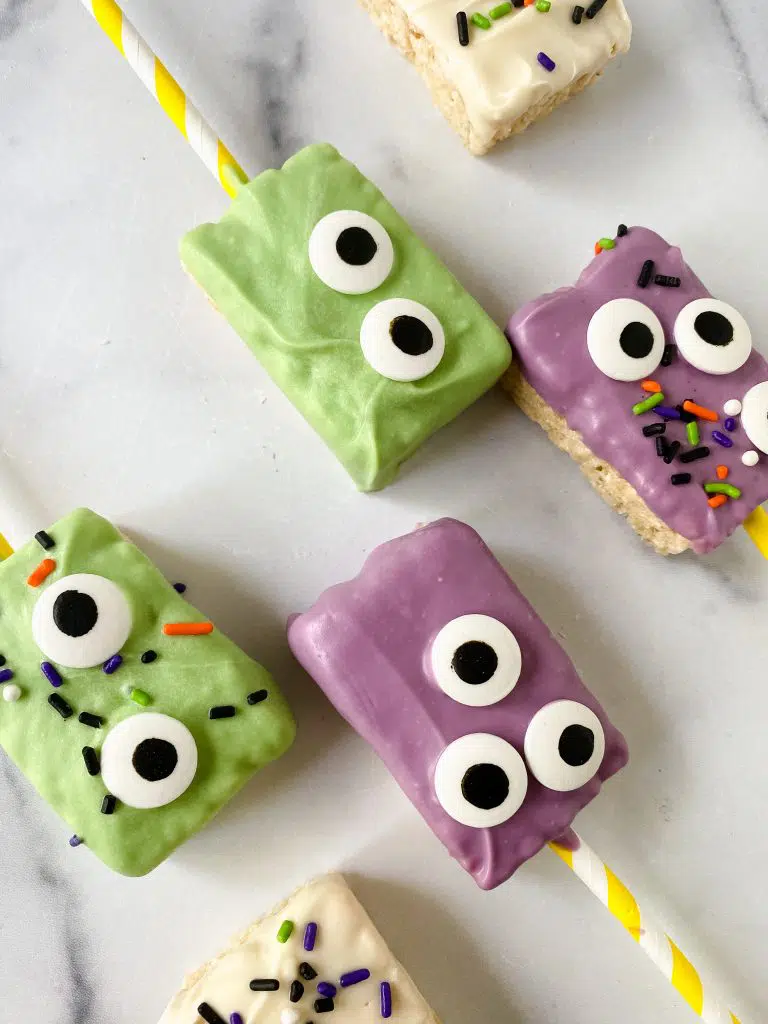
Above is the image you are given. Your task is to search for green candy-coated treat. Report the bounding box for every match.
[277,919,295,943]
[598,237,616,250]
[180,144,511,492]
[536,0,552,10]
[471,12,492,28]
[632,392,665,416]
[489,2,512,18]
[0,509,296,876]
[686,421,700,447]
[704,483,742,499]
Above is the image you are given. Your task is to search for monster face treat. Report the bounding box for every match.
[0,508,295,875]
[505,227,768,556]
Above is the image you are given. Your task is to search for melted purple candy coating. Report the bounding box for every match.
[506,227,768,553]
[288,519,628,890]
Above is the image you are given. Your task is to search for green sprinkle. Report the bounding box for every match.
[632,392,665,416]
[489,1,512,17]
[536,0,551,9]
[704,483,742,499]
[130,688,152,707]
[686,421,700,446]
[598,237,616,250]
[277,920,294,943]
[470,12,491,28]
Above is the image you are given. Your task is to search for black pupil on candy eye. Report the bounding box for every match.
[461,763,509,810]
[53,590,99,638]
[336,226,377,266]
[451,641,498,685]
[620,322,655,359]
[390,315,433,356]
[132,738,178,782]
[558,724,595,767]
[694,310,734,347]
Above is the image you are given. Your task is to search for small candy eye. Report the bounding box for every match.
[524,700,605,793]
[434,733,528,828]
[31,573,132,668]
[308,211,394,294]
[100,713,198,809]
[360,298,445,381]
[673,299,752,375]
[587,298,665,381]
[741,381,768,454]
[430,614,522,707]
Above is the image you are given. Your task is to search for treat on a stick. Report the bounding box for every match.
[158,874,440,1024]
[0,508,295,875]
[181,143,512,491]
[360,0,631,155]
[505,226,768,555]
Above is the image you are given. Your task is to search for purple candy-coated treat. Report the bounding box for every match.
[103,654,123,675]
[288,520,628,891]
[317,983,337,999]
[380,982,392,1019]
[230,1015,243,1024]
[537,51,556,72]
[69,835,82,848]
[304,921,317,951]
[654,406,683,421]
[712,430,734,449]
[0,668,13,684]
[339,969,371,988]
[724,417,737,431]
[506,227,768,553]
[41,662,63,688]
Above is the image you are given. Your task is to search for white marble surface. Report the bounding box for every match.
[0,1,767,1021]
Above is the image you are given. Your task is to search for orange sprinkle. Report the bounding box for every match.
[708,495,728,509]
[716,465,729,480]
[163,622,214,636]
[27,558,56,587]
[641,380,662,393]
[682,400,718,422]
[594,242,603,255]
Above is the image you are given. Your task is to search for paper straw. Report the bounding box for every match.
[550,835,744,1024]
[80,0,248,197]
[0,458,51,558]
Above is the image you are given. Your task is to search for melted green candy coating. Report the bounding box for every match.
[181,143,511,491]
[0,509,296,876]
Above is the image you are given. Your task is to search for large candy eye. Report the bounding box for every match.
[741,381,768,454]
[587,299,665,381]
[673,299,752,375]
[430,614,522,707]
[31,573,132,668]
[434,733,528,828]
[101,713,198,809]
[524,701,605,793]
[308,211,394,295]
[360,298,445,381]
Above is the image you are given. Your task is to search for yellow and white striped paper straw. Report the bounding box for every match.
[550,835,744,1023]
[80,0,248,197]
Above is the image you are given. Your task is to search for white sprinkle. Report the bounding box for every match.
[2,684,22,702]
[742,450,760,467]
[724,399,742,417]
[280,1011,300,1024]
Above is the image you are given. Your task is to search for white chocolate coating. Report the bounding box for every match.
[399,0,631,150]
[158,875,439,1024]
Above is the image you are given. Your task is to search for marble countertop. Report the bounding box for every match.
[1,1,767,1021]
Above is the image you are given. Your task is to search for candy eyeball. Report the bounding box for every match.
[430,614,522,707]
[587,298,665,381]
[100,713,198,809]
[309,211,394,294]
[741,381,768,454]
[673,299,752,375]
[31,574,132,669]
[524,700,606,792]
[360,298,445,381]
[434,733,528,828]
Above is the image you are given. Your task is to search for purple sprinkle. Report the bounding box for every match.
[41,662,63,688]
[230,1015,243,1024]
[340,969,371,988]
[304,922,317,952]
[173,582,187,593]
[380,982,392,1019]
[654,406,683,421]
[712,431,734,449]
[103,654,123,675]
[724,417,737,432]
[69,835,83,848]
[0,668,14,684]
[537,51,556,72]
[317,983,337,999]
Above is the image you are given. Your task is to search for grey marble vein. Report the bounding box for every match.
[711,0,768,126]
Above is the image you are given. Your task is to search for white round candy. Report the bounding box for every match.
[360,298,445,382]
[586,298,665,381]
[434,733,528,829]
[742,450,760,468]
[673,299,752,375]
[308,211,394,295]
[741,381,768,455]
[101,713,198,809]
[724,399,743,417]
[31,573,132,669]
[430,614,522,707]
[524,700,605,793]
[281,1011,300,1024]
[2,684,21,703]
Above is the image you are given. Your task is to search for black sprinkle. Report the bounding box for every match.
[637,260,655,288]
[49,693,73,719]
[0,655,5,667]
[299,963,318,981]
[198,1003,227,1024]
[101,794,117,815]
[617,223,628,237]
[78,711,103,728]
[290,981,305,1003]
[679,446,711,464]
[314,999,335,1013]
[456,10,469,46]
[82,746,101,776]
[513,0,525,5]
[671,473,692,485]
[209,705,236,720]
[654,274,681,288]
[572,4,584,22]
[173,582,187,594]
[643,422,666,437]
[661,344,676,367]
[663,441,681,465]
[141,650,158,664]
[655,436,668,459]
[676,404,696,424]
[247,689,269,705]
[35,530,55,550]
[250,979,280,992]
[586,0,608,16]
